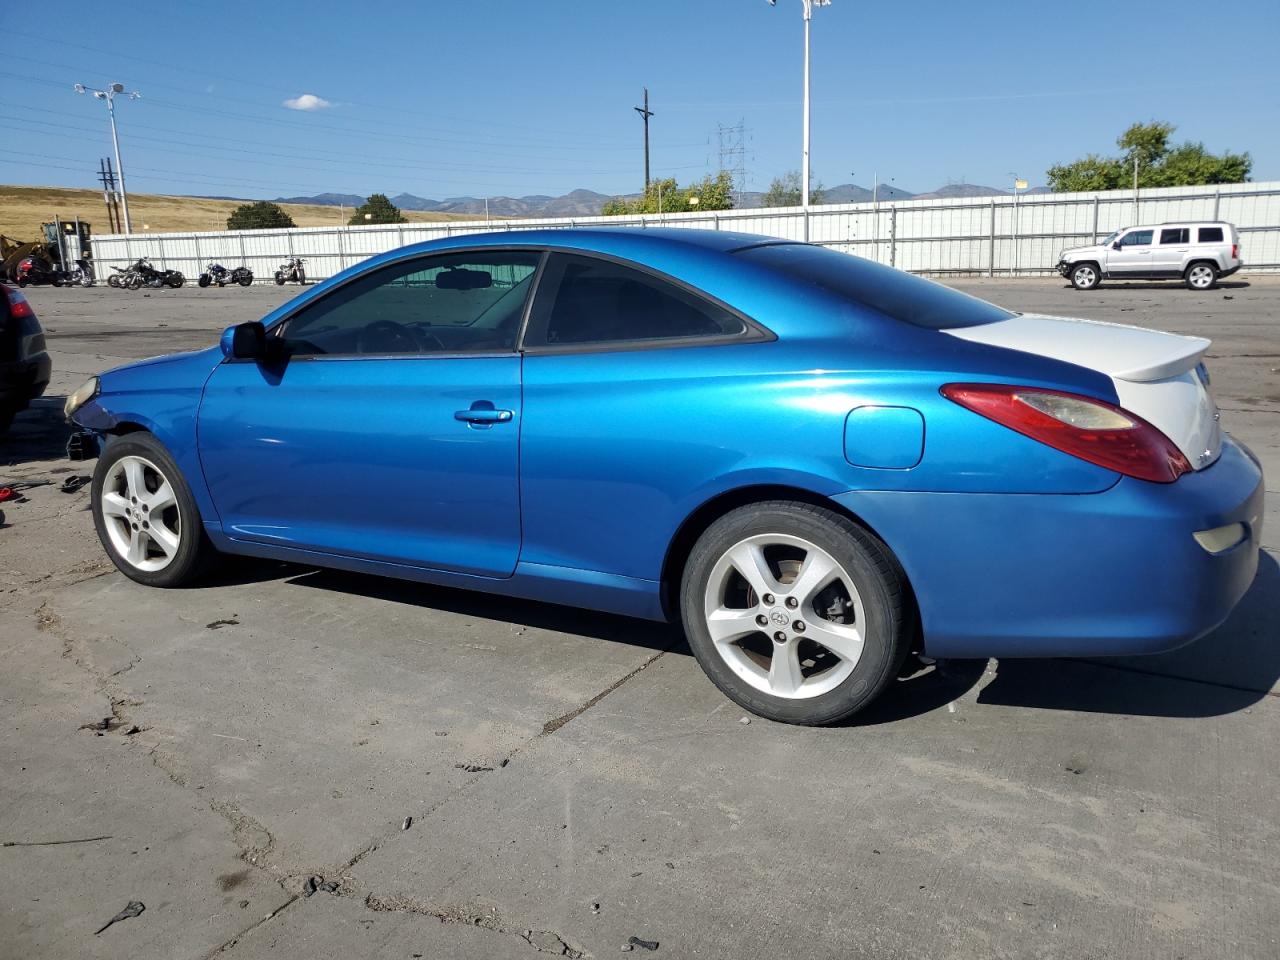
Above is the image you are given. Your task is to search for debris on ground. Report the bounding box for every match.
[59,475,90,494]
[739,716,750,724]
[454,763,494,773]
[625,936,659,951]
[401,816,413,831]
[318,880,340,893]
[205,617,240,630]
[94,900,145,935]
[124,725,140,736]
[3,834,112,848]
[302,876,319,897]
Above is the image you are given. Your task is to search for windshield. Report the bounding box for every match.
[1100,231,1121,246]
[734,243,1012,330]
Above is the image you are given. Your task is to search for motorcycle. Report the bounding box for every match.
[14,256,93,287]
[198,262,254,288]
[118,258,184,290]
[274,257,306,285]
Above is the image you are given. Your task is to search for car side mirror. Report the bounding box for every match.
[221,321,267,361]
[1111,241,1122,250]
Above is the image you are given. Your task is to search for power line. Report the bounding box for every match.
[718,120,748,206]
[634,87,654,190]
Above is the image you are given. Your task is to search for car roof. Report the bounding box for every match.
[395,226,784,257]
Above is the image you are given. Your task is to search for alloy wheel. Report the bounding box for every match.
[702,533,867,699]
[100,455,182,572]
[1188,264,1215,289]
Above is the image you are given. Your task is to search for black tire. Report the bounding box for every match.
[274,272,286,285]
[16,277,26,288]
[198,274,211,288]
[1069,261,1101,290]
[296,266,305,285]
[167,273,185,288]
[91,433,218,587]
[108,274,120,288]
[238,273,253,287]
[680,501,908,725]
[1184,261,1218,291]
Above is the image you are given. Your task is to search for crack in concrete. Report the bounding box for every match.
[541,650,668,737]
[363,892,588,958]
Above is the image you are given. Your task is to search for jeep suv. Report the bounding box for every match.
[1056,221,1242,291]
[0,283,51,432]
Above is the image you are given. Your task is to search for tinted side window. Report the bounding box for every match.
[1160,228,1189,244]
[1119,230,1153,247]
[277,251,540,357]
[529,254,746,347]
[1198,227,1225,243]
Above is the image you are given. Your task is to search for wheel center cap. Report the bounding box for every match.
[769,609,790,627]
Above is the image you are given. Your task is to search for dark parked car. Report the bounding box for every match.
[0,283,51,432]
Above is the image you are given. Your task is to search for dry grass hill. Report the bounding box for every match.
[0,185,478,241]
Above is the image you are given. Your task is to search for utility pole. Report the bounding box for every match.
[97,158,119,233]
[634,87,654,191]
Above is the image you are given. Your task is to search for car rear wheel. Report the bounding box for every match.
[91,434,217,587]
[1070,262,1101,290]
[680,501,908,725]
[1185,261,1218,290]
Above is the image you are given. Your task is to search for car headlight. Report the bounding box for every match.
[64,377,99,420]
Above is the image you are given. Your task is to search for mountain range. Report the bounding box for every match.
[275,182,1049,218]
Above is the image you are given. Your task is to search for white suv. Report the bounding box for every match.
[1056,221,1242,291]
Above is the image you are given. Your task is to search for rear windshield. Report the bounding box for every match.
[735,243,1012,330]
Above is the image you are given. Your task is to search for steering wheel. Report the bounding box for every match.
[357,319,423,354]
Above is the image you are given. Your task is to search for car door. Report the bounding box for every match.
[1153,226,1190,276]
[197,249,542,577]
[1105,228,1154,277]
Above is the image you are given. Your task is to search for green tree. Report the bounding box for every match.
[226,201,296,230]
[1047,121,1251,192]
[349,193,407,225]
[761,170,824,207]
[601,171,735,216]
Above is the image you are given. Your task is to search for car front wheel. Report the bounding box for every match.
[1070,262,1101,290]
[91,434,217,587]
[681,501,908,725]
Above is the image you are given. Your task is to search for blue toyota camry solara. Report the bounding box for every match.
[65,229,1264,725]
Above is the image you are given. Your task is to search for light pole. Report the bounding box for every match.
[74,82,140,234]
[769,0,830,227]
[1009,172,1027,276]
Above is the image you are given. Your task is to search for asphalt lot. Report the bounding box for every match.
[2,275,1278,960]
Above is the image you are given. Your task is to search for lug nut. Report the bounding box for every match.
[794,621,806,633]
[785,596,798,609]
[773,631,787,642]
[755,614,768,626]
[762,593,775,605]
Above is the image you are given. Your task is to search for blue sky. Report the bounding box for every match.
[3,0,1278,201]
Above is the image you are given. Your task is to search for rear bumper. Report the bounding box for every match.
[1220,262,1242,278]
[835,436,1264,658]
[0,355,51,410]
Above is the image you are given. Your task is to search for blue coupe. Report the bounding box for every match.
[65,229,1264,724]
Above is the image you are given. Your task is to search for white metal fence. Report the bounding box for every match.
[90,180,1280,283]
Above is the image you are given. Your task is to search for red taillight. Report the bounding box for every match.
[4,286,34,319]
[1232,243,1238,259]
[941,383,1192,483]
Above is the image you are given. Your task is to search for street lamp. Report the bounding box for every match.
[74,81,141,234]
[769,0,830,229]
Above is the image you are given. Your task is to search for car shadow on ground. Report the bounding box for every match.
[200,547,1277,726]
[0,397,70,467]
[1061,279,1251,291]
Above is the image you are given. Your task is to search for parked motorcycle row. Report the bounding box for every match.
[19,255,308,292]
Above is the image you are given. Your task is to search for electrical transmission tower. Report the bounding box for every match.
[717,120,748,207]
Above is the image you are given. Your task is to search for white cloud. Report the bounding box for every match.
[283,93,331,111]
